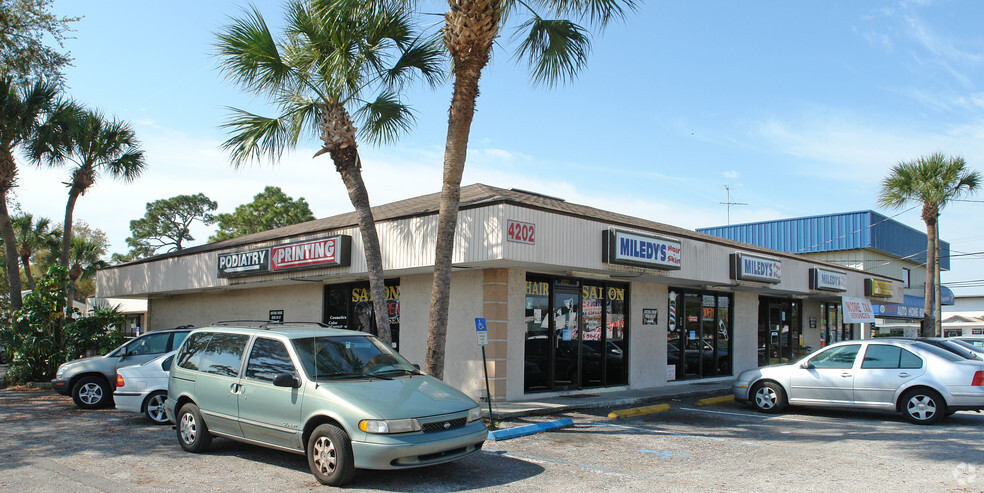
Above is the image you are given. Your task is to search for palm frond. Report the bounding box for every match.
[382,34,447,90]
[354,92,414,145]
[515,17,589,87]
[527,0,637,28]
[220,108,294,167]
[215,5,293,95]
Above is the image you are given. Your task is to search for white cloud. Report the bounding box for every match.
[722,170,740,180]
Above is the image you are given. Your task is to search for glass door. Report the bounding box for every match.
[553,285,581,390]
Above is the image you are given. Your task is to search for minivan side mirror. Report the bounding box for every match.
[273,373,300,388]
[799,361,811,369]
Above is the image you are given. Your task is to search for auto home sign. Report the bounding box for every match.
[603,229,682,270]
[217,248,270,278]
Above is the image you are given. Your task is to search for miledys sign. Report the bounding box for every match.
[810,267,847,292]
[603,230,682,270]
[217,235,351,278]
[730,253,782,283]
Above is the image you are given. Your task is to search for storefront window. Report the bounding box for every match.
[524,276,628,393]
[667,289,732,380]
[757,298,802,367]
[323,281,400,350]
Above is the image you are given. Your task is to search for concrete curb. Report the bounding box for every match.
[608,403,671,419]
[487,418,574,441]
[695,395,734,406]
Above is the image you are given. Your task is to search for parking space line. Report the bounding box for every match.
[679,406,838,423]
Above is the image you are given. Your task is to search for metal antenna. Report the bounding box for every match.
[720,185,747,225]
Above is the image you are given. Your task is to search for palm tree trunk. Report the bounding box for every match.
[61,188,81,268]
[934,226,942,336]
[427,0,500,380]
[921,206,937,338]
[22,255,36,289]
[0,191,23,311]
[332,149,392,348]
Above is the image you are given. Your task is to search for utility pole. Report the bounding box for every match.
[720,185,747,225]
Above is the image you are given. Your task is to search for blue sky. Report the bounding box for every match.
[17,0,984,295]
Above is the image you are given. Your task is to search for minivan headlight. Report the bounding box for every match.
[56,365,67,379]
[359,418,421,434]
[467,407,481,423]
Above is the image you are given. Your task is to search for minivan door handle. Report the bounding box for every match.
[230,383,242,394]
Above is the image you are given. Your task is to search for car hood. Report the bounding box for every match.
[319,375,477,419]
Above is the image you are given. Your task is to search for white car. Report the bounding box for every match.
[114,351,175,424]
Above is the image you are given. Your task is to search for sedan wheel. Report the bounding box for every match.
[71,376,111,409]
[902,389,945,425]
[144,391,169,425]
[751,382,786,414]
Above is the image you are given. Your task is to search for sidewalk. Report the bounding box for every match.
[481,377,735,419]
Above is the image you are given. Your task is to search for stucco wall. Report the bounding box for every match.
[732,291,759,375]
[147,283,324,329]
[628,281,667,389]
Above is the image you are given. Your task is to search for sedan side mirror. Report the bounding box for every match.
[273,373,300,388]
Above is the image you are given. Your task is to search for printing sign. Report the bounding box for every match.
[731,253,782,283]
[217,248,270,278]
[271,235,351,271]
[811,268,847,291]
[603,230,682,270]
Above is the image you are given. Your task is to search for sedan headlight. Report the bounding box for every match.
[359,418,421,434]
[467,407,481,423]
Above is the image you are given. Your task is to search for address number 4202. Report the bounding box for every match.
[507,220,535,245]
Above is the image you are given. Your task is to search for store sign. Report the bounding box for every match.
[730,253,782,283]
[271,235,351,271]
[842,296,876,323]
[811,267,847,291]
[217,248,270,278]
[865,279,894,298]
[875,295,925,319]
[603,229,682,270]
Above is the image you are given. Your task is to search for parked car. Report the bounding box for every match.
[52,326,193,409]
[733,339,984,425]
[114,351,175,424]
[166,322,487,487]
[668,339,730,375]
[954,337,984,351]
[914,337,983,361]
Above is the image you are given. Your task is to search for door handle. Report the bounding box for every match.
[230,383,242,394]
[841,372,852,378]
[898,372,910,378]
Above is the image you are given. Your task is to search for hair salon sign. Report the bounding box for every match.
[730,253,782,284]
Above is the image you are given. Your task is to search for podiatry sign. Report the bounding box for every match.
[217,235,351,278]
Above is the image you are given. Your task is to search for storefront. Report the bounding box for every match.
[96,184,902,402]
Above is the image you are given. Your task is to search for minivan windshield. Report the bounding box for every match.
[293,335,420,381]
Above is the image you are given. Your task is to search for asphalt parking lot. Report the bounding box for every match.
[2,387,983,492]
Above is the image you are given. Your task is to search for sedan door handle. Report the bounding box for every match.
[841,372,852,378]
[898,372,910,378]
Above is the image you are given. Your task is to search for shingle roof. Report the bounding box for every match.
[102,183,885,275]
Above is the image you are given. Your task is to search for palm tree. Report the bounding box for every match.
[215,0,443,347]
[878,152,981,337]
[28,103,146,270]
[12,213,59,289]
[0,77,58,310]
[66,234,108,320]
[426,0,638,378]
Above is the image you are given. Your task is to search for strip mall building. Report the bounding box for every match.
[96,184,903,402]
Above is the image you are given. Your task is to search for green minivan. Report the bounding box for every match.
[165,322,487,486]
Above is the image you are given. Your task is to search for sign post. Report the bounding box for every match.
[475,318,493,427]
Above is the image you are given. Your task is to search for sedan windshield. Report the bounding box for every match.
[293,335,419,381]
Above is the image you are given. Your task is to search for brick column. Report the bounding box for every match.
[483,269,509,400]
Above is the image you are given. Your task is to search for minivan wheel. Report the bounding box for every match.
[902,388,946,425]
[144,391,169,425]
[307,424,354,486]
[751,381,787,414]
[177,403,212,452]
[72,376,111,409]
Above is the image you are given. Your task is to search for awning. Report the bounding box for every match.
[842,296,876,323]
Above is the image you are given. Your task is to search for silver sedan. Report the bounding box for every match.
[733,339,984,424]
